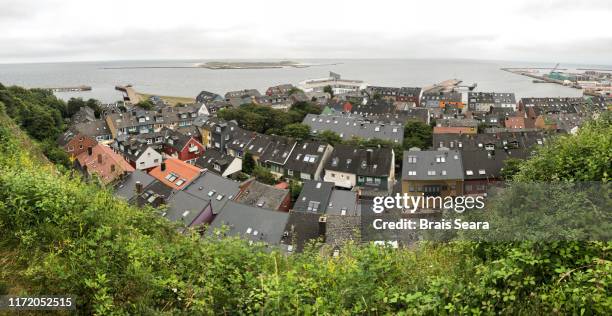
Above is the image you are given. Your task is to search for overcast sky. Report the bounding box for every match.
[1,0,611,64]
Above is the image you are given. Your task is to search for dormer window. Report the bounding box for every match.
[436,156,446,163]
[427,170,436,176]
[407,156,417,163]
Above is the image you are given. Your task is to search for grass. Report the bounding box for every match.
[136,92,195,106]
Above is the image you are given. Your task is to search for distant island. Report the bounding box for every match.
[197,60,308,69]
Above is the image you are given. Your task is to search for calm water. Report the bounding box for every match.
[0,59,602,103]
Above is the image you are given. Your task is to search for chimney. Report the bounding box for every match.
[160,162,166,172]
[87,146,93,156]
[318,215,327,241]
[135,181,143,194]
[97,154,102,164]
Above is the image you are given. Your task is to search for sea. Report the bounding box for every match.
[0,59,607,103]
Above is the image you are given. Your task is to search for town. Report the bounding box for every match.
[56,72,611,252]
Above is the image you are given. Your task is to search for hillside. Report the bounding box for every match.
[0,106,610,314]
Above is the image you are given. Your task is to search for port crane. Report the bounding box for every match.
[549,63,560,75]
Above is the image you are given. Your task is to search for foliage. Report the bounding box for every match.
[0,97,610,314]
[67,97,102,119]
[315,130,343,146]
[289,179,303,202]
[252,165,277,185]
[323,85,334,97]
[217,101,320,136]
[500,158,523,180]
[403,120,433,150]
[242,151,255,174]
[135,99,155,110]
[281,123,310,140]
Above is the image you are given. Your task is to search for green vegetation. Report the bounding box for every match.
[281,123,311,140]
[217,101,320,135]
[323,85,334,98]
[242,151,255,174]
[403,120,433,150]
[0,87,610,314]
[0,84,70,166]
[252,165,277,185]
[66,97,102,119]
[135,99,155,110]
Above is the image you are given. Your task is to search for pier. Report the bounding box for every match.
[115,85,141,104]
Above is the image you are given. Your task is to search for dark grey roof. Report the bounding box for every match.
[293,180,334,213]
[73,120,111,138]
[235,180,289,210]
[194,149,234,175]
[164,191,209,227]
[131,180,173,208]
[304,113,404,143]
[285,141,329,175]
[225,89,261,99]
[326,190,359,216]
[432,131,555,151]
[259,136,296,165]
[281,211,324,252]
[325,145,393,177]
[461,149,529,180]
[182,171,241,213]
[208,201,290,245]
[402,149,464,181]
[114,170,156,201]
[196,90,223,103]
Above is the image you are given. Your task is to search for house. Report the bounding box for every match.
[258,136,297,178]
[304,113,404,144]
[432,131,553,152]
[112,137,163,170]
[182,170,242,223]
[281,211,326,252]
[204,100,233,115]
[194,148,242,177]
[71,106,97,124]
[254,94,293,110]
[326,190,359,216]
[160,128,205,163]
[366,86,422,107]
[148,158,202,190]
[265,84,294,96]
[72,120,112,143]
[105,105,200,138]
[298,72,368,95]
[401,148,464,205]
[114,170,157,201]
[323,145,395,194]
[468,92,516,112]
[195,90,223,104]
[208,201,291,246]
[235,180,291,212]
[283,140,333,181]
[421,91,463,109]
[57,130,98,158]
[163,190,211,230]
[461,149,529,195]
[504,111,535,130]
[293,180,335,213]
[224,89,261,107]
[351,99,396,116]
[75,144,135,185]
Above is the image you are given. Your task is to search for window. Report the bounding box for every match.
[441,170,447,175]
[478,169,486,175]
[436,156,446,163]
[407,170,416,176]
[466,170,474,175]
[287,169,293,176]
[165,173,178,182]
[175,179,185,186]
[427,170,436,176]
[407,156,417,163]
[307,201,320,212]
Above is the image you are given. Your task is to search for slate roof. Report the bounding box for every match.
[432,131,555,151]
[234,180,289,210]
[194,149,234,175]
[73,120,111,138]
[196,90,223,103]
[326,190,359,216]
[114,170,156,201]
[325,145,393,177]
[293,180,334,213]
[259,136,296,165]
[208,201,290,245]
[131,180,173,208]
[182,171,241,213]
[164,191,209,226]
[284,141,329,175]
[461,149,529,180]
[281,211,324,252]
[401,149,464,181]
[304,113,404,143]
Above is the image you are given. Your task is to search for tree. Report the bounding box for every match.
[281,123,311,140]
[289,180,303,202]
[403,120,433,150]
[323,85,334,98]
[135,100,155,110]
[243,151,255,174]
[499,158,524,180]
[316,130,343,146]
[252,166,277,185]
[288,87,303,95]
